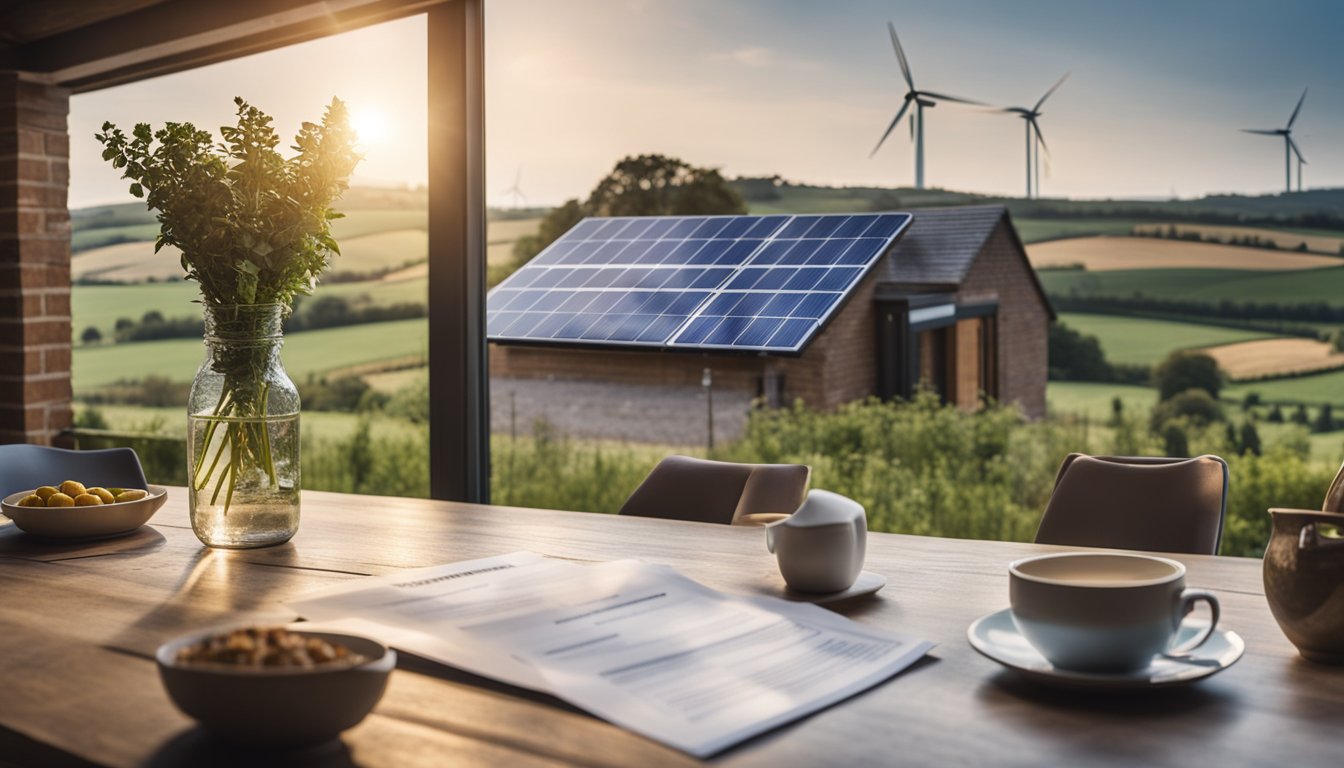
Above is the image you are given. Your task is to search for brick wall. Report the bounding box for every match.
[0,73,73,445]
[488,272,882,410]
[958,221,1049,418]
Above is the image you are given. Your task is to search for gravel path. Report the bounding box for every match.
[489,377,752,446]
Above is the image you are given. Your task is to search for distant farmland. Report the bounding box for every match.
[1039,265,1344,308]
[74,318,428,389]
[1027,236,1341,271]
[1131,223,1344,255]
[1197,338,1344,381]
[1057,312,1276,366]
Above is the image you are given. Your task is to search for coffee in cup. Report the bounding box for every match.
[1009,552,1220,672]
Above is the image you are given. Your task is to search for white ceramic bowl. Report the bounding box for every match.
[156,628,395,747]
[1,485,167,539]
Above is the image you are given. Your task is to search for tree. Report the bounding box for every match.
[1292,404,1310,426]
[1161,422,1189,457]
[114,317,135,332]
[1048,323,1113,381]
[1242,392,1261,410]
[1151,388,1224,429]
[1268,404,1284,423]
[80,326,102,345]
[510,154,747,267]
[1240,422,1262,456]
[1315,403,1335,433]
[1152,352,1223,401]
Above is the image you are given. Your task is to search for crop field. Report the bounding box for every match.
[1039,264,1344,307]
[73,318,427,390]
[1057,313,1276,366]
[1198,338,1344,381]
[1130,223,1344,255]
[1027,236,1341,271]
[1012,218,1137,243]
[1224,368,1344,407]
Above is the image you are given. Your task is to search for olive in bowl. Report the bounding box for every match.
[1,484,167,539]
[156,627,395,748]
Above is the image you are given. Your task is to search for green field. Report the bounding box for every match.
[1041,265,1344,307]
[72,277,428,339]
[1046,381,1157,420]
[87,403,424,443]
[74,317,427,389]
[1013,218,1137,243]
[1225,369,1344,407]
[1057,313,1276,366]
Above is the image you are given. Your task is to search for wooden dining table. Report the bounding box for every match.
[0,487,1338,767]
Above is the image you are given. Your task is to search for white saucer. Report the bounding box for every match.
[780,571,886,604]
[967,608,1244,690]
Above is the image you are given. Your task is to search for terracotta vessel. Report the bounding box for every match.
[1263,508,1344,663]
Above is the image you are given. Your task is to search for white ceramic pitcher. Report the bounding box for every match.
[765,489,867,593]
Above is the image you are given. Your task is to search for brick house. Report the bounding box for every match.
[491,205,1054,418]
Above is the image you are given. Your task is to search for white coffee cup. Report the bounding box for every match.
[1009,552,1220,672]
[765,490,866,593]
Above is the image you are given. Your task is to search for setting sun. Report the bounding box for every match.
[349,106,387,146]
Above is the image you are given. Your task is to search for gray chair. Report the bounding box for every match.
[618,455,810,525]
[1034,453,1228,555]
[0,444,148,499]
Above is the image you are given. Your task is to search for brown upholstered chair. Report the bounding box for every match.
[618,455,810,525]
[1034,453,1228,555]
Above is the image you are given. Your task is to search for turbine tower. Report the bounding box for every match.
[1242,88,1307,193]
[870,22,984,189]
[1000,73,1068,199]
[502,166,527,209]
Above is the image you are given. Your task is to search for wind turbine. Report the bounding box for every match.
[1242,88,1307,193]
[502,166,527,208]
[870,22,984,189]
[1000,73,1068,199]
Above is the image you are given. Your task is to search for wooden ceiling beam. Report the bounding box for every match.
[5,0,448,93]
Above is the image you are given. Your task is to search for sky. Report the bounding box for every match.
[69,0,1344,209]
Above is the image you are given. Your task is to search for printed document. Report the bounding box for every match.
[288,552,933,757]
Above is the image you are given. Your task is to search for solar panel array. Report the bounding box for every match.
[486,212,912,354]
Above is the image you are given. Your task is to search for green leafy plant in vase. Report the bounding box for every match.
[96,97,361,548]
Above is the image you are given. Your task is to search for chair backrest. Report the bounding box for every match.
[1034,453,1228,555]
[618,455,810,525]
[0,444,148,499]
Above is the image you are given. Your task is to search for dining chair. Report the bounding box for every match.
[1034,453,1228,555]
[0,444,148,498]
[618,455,810,525]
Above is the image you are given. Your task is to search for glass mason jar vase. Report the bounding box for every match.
[187,304,300,548]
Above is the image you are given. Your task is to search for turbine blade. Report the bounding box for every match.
[909,112,915,141]
[1287,87,1308,129]
[1241,129,1279,135]
[870,100,913,157]
[1033,72,1070,112]
[922,90,987,106]
[1032,118,1049,155]
[887,22,915,90]
[1289,136,1306,163]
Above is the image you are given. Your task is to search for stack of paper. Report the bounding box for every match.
[288,552,932,757]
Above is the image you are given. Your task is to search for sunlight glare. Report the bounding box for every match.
[350,107,388,146]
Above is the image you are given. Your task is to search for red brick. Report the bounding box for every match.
[43,132,69,157]
[17,319,69,346]
[25,375,71,404]
[14,107,66,132]
[19,129,45,155]
[14,238,68,265]
[49,160,68,185]
[16,184,66,209]
[16,81,69,115]
[15,263,69,288]
[41,345,71,374]
[42,291,70,317]
[17,158,47,183]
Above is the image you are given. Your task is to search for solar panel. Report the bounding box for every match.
[487,212,912,354]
